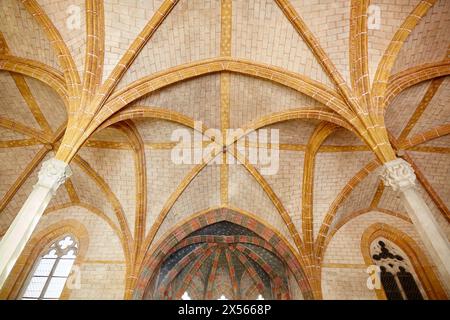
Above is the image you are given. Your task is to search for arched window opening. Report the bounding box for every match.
[20,235,78,300]
[371,239,424,300]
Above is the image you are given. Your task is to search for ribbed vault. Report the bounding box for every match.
[0,0,449,299]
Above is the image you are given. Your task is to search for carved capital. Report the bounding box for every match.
[36,158,72,194]
[380,159,416,192]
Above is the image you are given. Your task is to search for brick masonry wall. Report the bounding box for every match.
[367,0,417,83]
[232,0,334,87]
[25,76,67,132]
[0,72,41,130]
[35,205,126,300]
[0,0,61,71]
[392,0,450,75]
[257,150,304,239]
[321,210,447,299]
[38,0,86,77]
[313,152,375,239]
[229,74,324,129]
[118,0,221,90]
[291,0,351,84]
[153,163,221,245]
[103,0,162,81]
[0,145,42,200]
[0,153,53,235]
[78,147,137,235]
[384,80,430,138]
[409,77,450,137]
[135,74,221,129]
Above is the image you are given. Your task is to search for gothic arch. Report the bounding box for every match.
[0,219,89,300]
[361,223,447,300]
[133,207,314,300]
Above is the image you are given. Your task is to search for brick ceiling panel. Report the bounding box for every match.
[69,159,121,230]
[133,74,221,129]
[291,0,351,84]
[0,0,61,71]
[228,162,296,249]
[47,179,71,209]
[134,119,194,144]
[0,128,29,141]
[90,127,130,143]
[24,77,67,132]
[117,0,221,90]
[366,0,418,84]
[332,167,383,230]
[0,152,52,235]
[322,128,364,146]
[152,164,221,245]
[232,0,334,87]
[313,152,375,239]
[385,80,430,139]
[378,185,405,214]
[409,77,450,137]
[254,150,304,239]
[37,0,86,78]
[391,0,450,75]
[78,147,137,235]
[145,148,196,236]
[261,120,320,145]
[0,145,42,200]
[229,74,326,129]
[410,151,450,210]
[102,0,164,81]
[0,72,41,130]
[422,134,450,147]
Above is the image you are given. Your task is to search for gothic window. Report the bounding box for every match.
[397,266,424,300]
[379,266,403,300]
[20,235,78,300]
[371,239,424,300]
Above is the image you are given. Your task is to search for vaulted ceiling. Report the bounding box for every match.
[0,0,449,298]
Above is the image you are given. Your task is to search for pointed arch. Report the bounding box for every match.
[361,223,447,300]
[0,219,89,299]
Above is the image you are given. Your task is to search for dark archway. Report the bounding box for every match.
[133,208,314,300]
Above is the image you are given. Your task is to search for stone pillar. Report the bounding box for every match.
[0,158,71,289]
[381,158,450,287]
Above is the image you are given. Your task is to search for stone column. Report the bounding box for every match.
[381,158,450,287]
[0,158,71,289]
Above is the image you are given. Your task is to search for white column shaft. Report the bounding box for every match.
[381,158,450,291]
[400,187,450,284]
[0,158,71,289]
